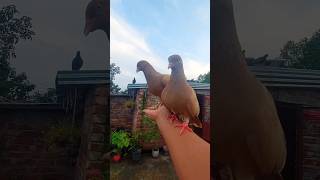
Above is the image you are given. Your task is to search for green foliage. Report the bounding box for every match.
[129,131,142,151]
[280,29,320,70]
[31,88,57,103]
[111,130,130,153]
[141,116,161,143]
[0,4,35,101]
[110,63,121,94]
[198,71,210,83]
[44,123,81,150]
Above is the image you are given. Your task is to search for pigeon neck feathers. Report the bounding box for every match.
[141,63,161,82]
[213,0,246,72]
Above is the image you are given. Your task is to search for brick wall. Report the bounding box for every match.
[76,86,107,180]
[0,106,76,180]
[110,95,133,131]
[302,109,320,180]
[132,89,165,149]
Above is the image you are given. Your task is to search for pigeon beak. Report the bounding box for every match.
[168,63,173,69]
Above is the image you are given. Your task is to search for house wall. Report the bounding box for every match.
[0,106,76,180]
[110,95,133,131]
[269,87,320,107]
[302,109,320,180]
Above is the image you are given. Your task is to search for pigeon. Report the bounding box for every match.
[213,0,286,179]
[84,0,109,38]
[161,55,202,135]
[136,60,170,98]
[132,77,136,84]
[72,51,83,70]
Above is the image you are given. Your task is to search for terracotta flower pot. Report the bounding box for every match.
[112,154,121,162]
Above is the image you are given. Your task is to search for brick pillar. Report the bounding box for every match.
[131,89,164,149]
[76,86,107,180]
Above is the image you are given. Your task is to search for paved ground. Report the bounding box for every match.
[110,152,178,180]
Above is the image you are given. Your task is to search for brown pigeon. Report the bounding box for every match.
[84,0,109,38]
[136,60,170,98]
[161,55,202,135]
[213,0,287,179]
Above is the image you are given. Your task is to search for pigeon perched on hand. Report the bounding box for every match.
[136,60,170,98]
[161,55,202,135]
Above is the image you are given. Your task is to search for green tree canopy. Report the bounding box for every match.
[280,29,320,70]
[0,4,35,101]
[110,63,121,94]
[197,71,210,83]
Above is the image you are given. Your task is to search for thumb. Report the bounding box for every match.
[143,109,158,120]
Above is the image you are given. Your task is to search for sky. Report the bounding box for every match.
[233,0,320,59]
[110,0,210,90]
[1,0,108,92]
[2,0,320,91]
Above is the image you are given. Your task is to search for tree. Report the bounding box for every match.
[0,4,35,101]
[31,88,57,103]
[198,71,210,83]
[280,29,320,70]
[110,63,121,94]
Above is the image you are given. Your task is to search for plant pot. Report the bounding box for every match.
[162,145,169,156]
[152,148,159,158]
[131,148,142,161]
[112,153,121,162]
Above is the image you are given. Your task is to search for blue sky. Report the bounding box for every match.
[110,0,210,90]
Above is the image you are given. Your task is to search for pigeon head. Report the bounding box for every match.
[136,60,150,73]
[84,0,109,37]
[168,54,183,70]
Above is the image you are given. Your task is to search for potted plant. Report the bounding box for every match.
[162,145,169,156]
[111,130,130,162]
[129,131,142,161]
[141,115,162,158]
[152,148,160,158]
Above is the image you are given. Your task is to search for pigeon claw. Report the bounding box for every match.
[175,122,192,135]
[168,113,178,123]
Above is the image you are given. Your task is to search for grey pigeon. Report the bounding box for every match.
[72,51,83,70]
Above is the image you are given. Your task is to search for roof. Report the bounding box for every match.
[55,70,109,88]
[249,66,320,88]
[127,82,210,90]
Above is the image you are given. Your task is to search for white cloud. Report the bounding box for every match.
[184,57,210,80]
[111,10,210,90]
[110,11,168,90]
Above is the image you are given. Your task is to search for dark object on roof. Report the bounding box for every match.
[132,77,136,84]
[72,51,83,70]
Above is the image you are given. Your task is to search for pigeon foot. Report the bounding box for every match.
[175,122,192,135]
[168,113,178,123]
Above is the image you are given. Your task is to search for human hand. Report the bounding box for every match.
[143,105,170,123]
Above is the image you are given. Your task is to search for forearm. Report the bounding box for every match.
[156,118,210,180]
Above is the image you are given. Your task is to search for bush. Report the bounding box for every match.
[111,130,130,153]
[129,131,142,151]
[44,123,80,150]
